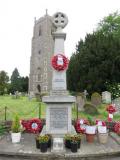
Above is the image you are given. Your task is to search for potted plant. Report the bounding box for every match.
[97,122,108,144]
[11,114,21,143]
[75,134,82,149]
[64,134,71,149]
[39,135,49,152]
[86,116,96,143]
[35,134,40,149]
[71,135,78,153]
[46,134,52,148]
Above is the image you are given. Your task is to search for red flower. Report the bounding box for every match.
[106,104,116,114]
[96,120,106,126]
[114,122,120,134]
[21,118,42,134]
[51,54,69,71]
[75,119,86,134]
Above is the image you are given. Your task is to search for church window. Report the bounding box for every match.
[37,67,40,70]
[39,26,41,36]
[38,50,41,54]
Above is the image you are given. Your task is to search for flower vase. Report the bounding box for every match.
[86,134,95,143]
[71,142,78,152]
[98,132,108,144]
[40,142,48,152]
[47,139,51,148]
[65,139,71,149]
[77,139,81,149]
[35,139,40,149]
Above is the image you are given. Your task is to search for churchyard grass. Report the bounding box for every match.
[0,95,119,121]
[0,95,46,121]
[72,103,120,121]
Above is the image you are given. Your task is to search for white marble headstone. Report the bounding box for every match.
[102,91,111,103]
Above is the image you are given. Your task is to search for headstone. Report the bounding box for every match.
[91,93,102,106]
[102,91,111,103]
[112,97,120,113]
[76,95,85,111]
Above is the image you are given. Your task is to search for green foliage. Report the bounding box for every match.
[105,82,120,99]
[0,71,9,95]
[39,135,49,143]
[0,124,6,136]
[67,11,120,94]
[0,95,45,120]
[91,92,101,98]
[64,134,72,140]
[11,115,21,133]
[97,11,120,37]
[87,116,96,126]
[83,103,99,115]
[9,68,28,93]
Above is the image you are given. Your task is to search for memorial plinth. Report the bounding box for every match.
[42,95,75,135]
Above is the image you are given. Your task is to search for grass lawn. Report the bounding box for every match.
[0,95,119,121]
[0,95,46,120]
[72,103,120,121]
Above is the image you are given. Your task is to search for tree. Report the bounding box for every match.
[10,68,29,93]
[0,71,9,95]
[20,76,29,92]
[67,11,120,95]
[97,11,120,37]
[10,68,21,93]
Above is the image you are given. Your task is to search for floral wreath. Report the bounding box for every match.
[114,122,120,134]
[106,104,116,114]
[51,54,69,71]
[21,118,42,134]
[96,120,106,126]
[75,119,88,134]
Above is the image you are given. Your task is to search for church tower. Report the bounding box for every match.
[29,12,56,95]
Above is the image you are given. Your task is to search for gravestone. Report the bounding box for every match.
[102,91,111,103]
[91,92,102,106]
[76,95,85,111]
[112,97,120,113]
[42,12,76,137]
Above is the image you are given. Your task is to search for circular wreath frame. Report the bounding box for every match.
[22,118,42,134]
[75,119,87,134]
[51,54,69,71]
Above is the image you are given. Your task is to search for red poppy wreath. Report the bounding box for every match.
[51,54,69,71]
[22,118,42,134]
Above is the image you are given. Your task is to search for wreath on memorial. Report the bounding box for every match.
[21,118,42,134]
[51,54,69,71]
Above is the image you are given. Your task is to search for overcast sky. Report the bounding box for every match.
[0,0,119,77]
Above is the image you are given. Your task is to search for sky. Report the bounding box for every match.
[0,0,120,77]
